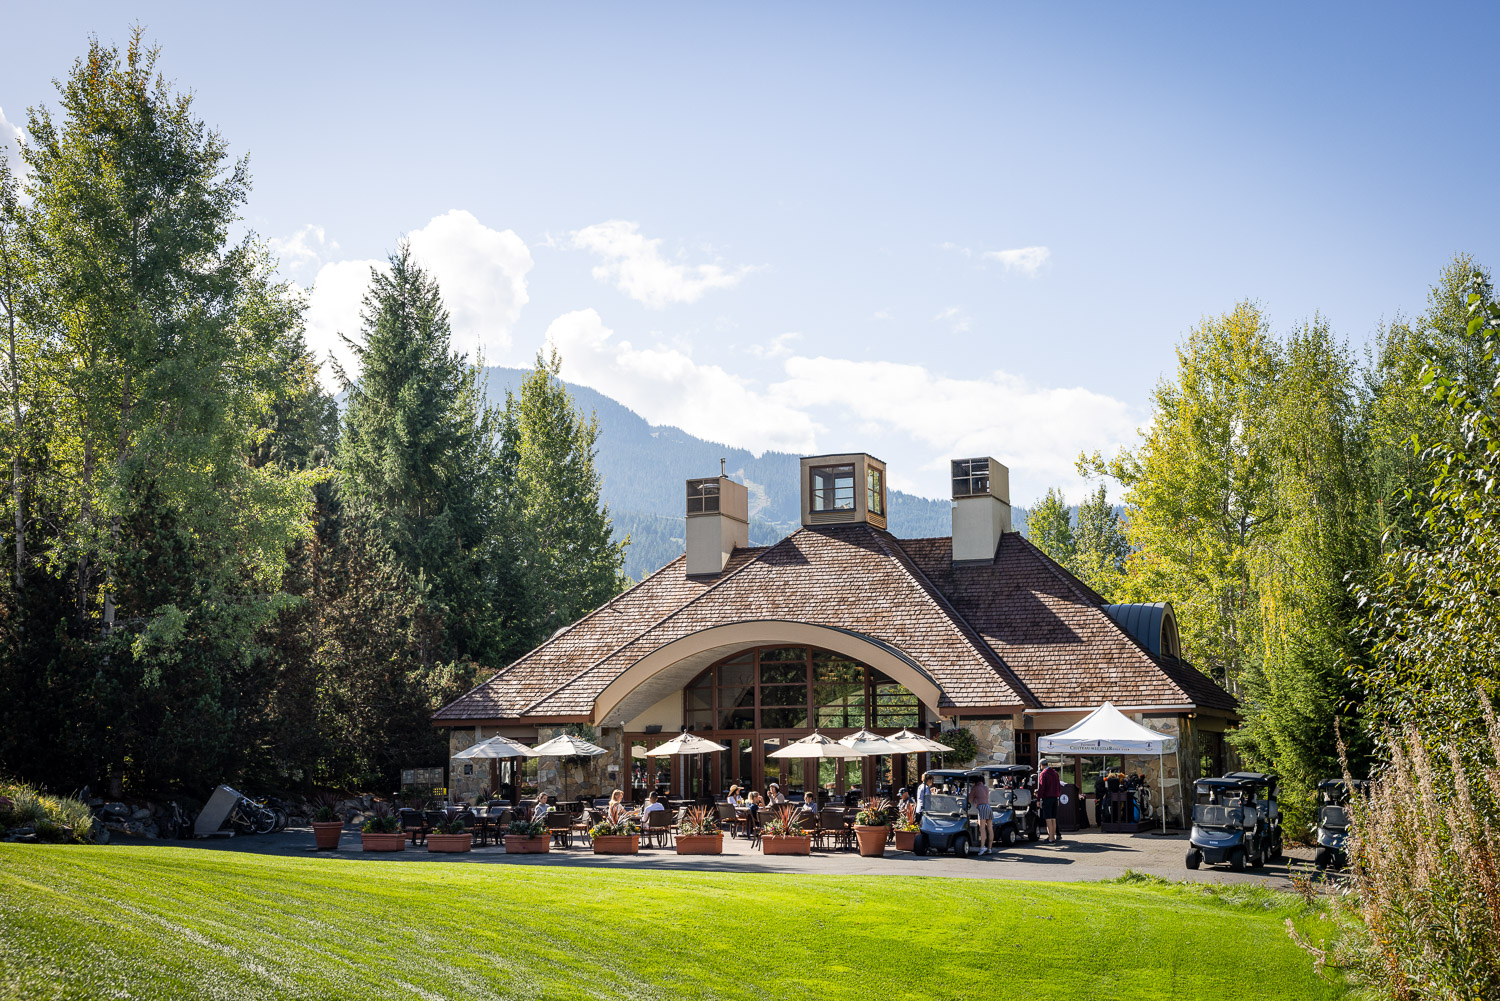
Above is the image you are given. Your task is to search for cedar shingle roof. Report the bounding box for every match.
[434,524,1236,724]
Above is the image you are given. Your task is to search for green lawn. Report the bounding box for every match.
[0,845,1342,1001]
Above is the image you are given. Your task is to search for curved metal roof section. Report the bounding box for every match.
[1103,603,1169,658]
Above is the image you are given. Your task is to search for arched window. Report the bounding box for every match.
[682,646,920,733]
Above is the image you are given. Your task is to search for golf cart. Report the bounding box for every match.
[1186,777,1270,871]
[922,769,973,795]
[912,788,973,857]
[1313,778,1369,870]
[968,764,1039,845]
[1223,771,1284,863]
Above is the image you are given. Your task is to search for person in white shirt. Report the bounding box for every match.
[726,785,744,807]
[641,792,665,820]
[531,793,551,823]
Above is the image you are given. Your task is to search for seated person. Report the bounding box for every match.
[641,792,666,821]
[726,784,744,807]
[745,792,763,827]
[531,793,551,823]
[801,791,819,816]
[767,783,786,805]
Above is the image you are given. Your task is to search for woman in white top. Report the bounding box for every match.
[606,789,628,824]
[726,784,744,807]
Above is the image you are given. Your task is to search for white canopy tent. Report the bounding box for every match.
[1038,702,1179,834]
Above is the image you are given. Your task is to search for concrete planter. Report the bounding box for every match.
[893,829,917,852]
[503,835,551,854]
[761,835,812,856]
[360,831,406,852]
[312,821,343,851]
[425,833,472,853]
[675,833,724,855]
[854,824,890,857]
[593,834,640,855]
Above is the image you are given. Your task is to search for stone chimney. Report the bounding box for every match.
[951,457,1011,563]
[685,468,749,576]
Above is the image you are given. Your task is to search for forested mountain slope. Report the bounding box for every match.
[483,367,1029,579]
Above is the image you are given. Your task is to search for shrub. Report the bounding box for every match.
[506,819,546,838]
[855,797,891,826]
[0,780,93,843]
[433,809,467,835]
[934,728,978,767]
[588,818,637,838]
[1310,712,1500,999]
[360,803,399,834]
[759,805,801,838]
[677,806,719,836]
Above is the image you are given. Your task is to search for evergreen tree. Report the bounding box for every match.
[1024,487,1075,567]
[337,243,502,664]
[1072,484,1129,598]
[500,348,627,653]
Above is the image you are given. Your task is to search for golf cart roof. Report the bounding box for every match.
[923,769,971,780]
[966,764,1032,776]
[1223,771,1279,785]
[1195,777,1255,790]
[1318,778,1370,791]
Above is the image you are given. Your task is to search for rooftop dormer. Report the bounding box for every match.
[800,453,887,531]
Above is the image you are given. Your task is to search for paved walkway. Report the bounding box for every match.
[146,825,1319,887]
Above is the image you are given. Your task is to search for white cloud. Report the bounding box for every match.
[269,224,337,280]
[933,306,972,333]
[747,332,801,359]
[541,308,1137,502]
[981,245,1051,276]
[872,308,894,321]
[1,106,26,187]
[299,210,533,389]
[571,220,753,308]
[544,309,820,453]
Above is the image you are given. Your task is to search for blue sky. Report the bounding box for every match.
[3,3,1497,502]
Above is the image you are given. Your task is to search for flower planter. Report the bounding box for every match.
[675,833,724,855]
[854,824,890,857]
[426,832,473,853]
[312,821,343,851]
[893,829,917,852]
[593,834,640,855]
[360,831,406,852]
[761,834,812,856]
[503,835,550,854]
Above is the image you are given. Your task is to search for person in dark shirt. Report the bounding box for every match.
[1037,760,1063,844]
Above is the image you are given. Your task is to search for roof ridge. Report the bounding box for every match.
[874,530,1035,708]
[433,552,690,719]
[513,534,797,715]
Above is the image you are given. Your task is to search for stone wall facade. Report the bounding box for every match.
[952,717,1015,766]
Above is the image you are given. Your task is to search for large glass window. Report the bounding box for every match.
[867,466,885,515]
[810,464,856,512]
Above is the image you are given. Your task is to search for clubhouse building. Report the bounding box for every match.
[433,454,1237,825]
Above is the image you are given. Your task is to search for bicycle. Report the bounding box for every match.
[228,795,277,836]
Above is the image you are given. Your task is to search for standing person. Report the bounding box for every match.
[969,774,993,855]
[1038,759,1063,843]
[916,773,935,818]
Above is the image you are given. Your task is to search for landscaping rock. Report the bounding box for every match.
[100,802,129,819]
[131,807,153,821]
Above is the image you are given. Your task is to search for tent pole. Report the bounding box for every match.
[1159,745,1166,835]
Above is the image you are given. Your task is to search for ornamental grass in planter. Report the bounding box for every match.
[589,818,640,854]
[503,818,551,854]
[311,792,343,851]
[854,797,891,857]
[359,805,405,852]
[426,809,472,853]
[759,805,811,856]
[675,806,723,855]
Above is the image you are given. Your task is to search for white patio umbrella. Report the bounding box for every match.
[768,732,863,759]
[530,733,609,804]
[644,732,729,798]
[450,736,535,804]
[836,729,912,756]
[888,729,954,753]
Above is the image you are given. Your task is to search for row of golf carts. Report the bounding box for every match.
[1187,772,1367,871]
[912,765,1039,856]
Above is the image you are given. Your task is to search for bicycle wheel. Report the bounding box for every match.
[272,808,288,832]
[252,808,276,835]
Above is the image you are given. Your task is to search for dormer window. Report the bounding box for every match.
[866,466,885,515]
[809,464,855,512]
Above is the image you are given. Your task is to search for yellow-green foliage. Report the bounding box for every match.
[0,781,93,843]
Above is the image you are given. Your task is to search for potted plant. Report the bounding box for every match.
[504,818,551,854]
[675,806,723,855]
[760,805,812,856]
[589,817,640,854]
[359,804,405,852]
[892,805,920,852]
[426,809,472,853]
[311,792,343,851]
[854,797,891,857]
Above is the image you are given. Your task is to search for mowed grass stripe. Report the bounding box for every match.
[0,846,1343,1001]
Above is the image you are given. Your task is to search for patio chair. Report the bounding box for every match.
[714,803,741,838]
[815,810,848,852]
[644,808,674,849]
[399,808,429,845]
[544,810,574,848]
